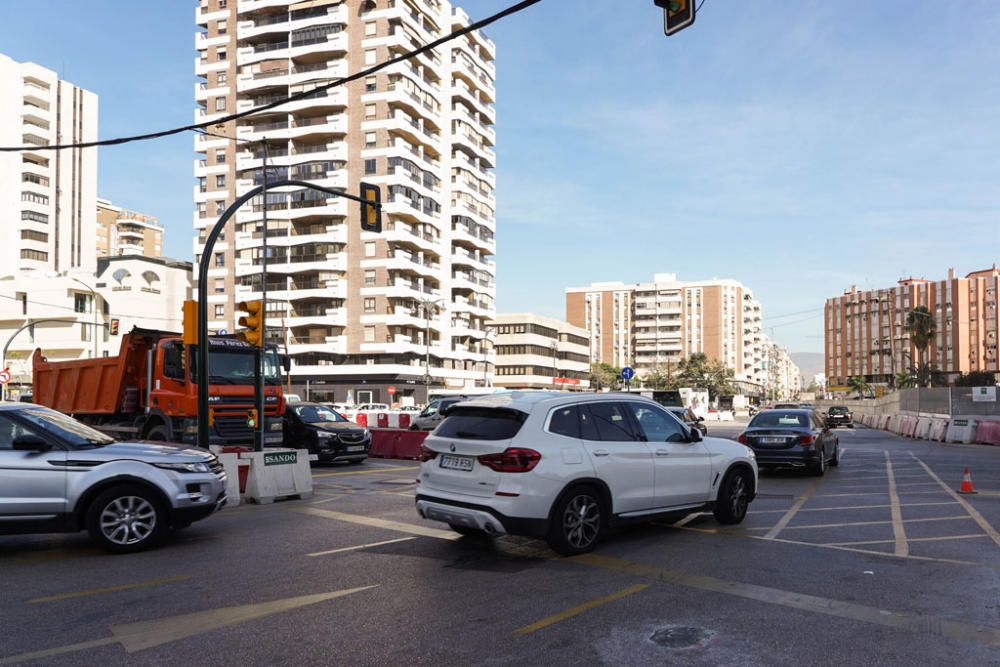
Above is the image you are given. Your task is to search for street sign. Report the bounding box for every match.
[263,451,298,466]
[657,0,696,36]
[621,366,636,382]
[387,386,397,396]
[219,329,228,336]
[0,368,10,385]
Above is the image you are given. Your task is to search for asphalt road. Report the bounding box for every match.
[2,424,1000,666]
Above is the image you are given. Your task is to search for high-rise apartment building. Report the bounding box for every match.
[487,313,591,391]
[194,0,496,404]
[566,273,766,394]
[824,266,1000,387]
[96,198,164,258]
[0,53,98,275]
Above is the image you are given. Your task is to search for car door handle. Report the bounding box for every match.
[655,449,670,457]
[592,449,610,457]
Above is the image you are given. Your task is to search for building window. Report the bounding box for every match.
[365,22,377,36]
[74,293,91,314]
[20,229,48,243]
[363,326,376,342]
[364,269,376,287]
[21,192,49,205]
[364,158,377,175]
[216,71,227,86]
[365,76,377,92]
[215,201,225,215]
[21,210,49,224]
[215,97,227,112]
[214,304,225,318]
[364,242,376,257]
[217,0,227,8]
[215,252,225,267]
[217,20,227,35]
[217,47,227,61]
[364,298,376,314]
[215,150,226,164]
[364,49,376,65]
[216,174,226,188]
[214,279,225,294]
[365,131,377,148]
[20,249,48,262]
[365,103,377,119]
[81,322,92,342]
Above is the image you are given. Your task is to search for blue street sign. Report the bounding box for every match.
[219,329,228,336]
[621,366,635,381]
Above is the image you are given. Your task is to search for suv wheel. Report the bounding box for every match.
[86,484,167,553]
[829,445,840,467]
[713,470,751,524]
[547,486,605,556]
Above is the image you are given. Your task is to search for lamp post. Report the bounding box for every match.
[551,338,559,387]
[482,326,496,387]
[71,277,100,359]
[419,297,443,399]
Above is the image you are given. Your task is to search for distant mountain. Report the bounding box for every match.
[789,352,824,380]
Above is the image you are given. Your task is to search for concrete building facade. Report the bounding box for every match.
[194,0,497,405]
[487,313,590,391]
[566,273,766,394]
[824,266,1000,387]
[0,53,98,275]
[96,199,164,258]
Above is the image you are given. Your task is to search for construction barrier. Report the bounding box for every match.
[369,429,429,460]
[928,419,948,442]
[915,417,933,440]
[946,418,979,444]
[398,413,412,430]
[975,420,1000,446]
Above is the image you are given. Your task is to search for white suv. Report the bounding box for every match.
[415,392,757,555]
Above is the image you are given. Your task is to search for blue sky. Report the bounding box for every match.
[2,1,998,353]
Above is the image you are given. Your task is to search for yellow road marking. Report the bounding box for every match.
[825,534,990,547]
[911,454,1000,549]
[514,584,649,635]
[29,575,192,604]
[295,506,460,540]
[746,515,974,531]
[307,537,416,557]
[312,465,420,478]
[764,477,823,539]
[305,495,344,505]
[885,452,909,557]
[672,512,709,528]
[572,553,1000,647]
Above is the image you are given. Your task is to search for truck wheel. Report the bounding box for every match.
[86,484,167,553]
[146,425,169,442]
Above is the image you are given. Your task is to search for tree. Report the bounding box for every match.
[847,376,870,399]
[894,371,916,389]
[905,307,937,387]
[953,371,998,387]
[589,363,620,391]
[675,353,735,400]
[642,363,677,390]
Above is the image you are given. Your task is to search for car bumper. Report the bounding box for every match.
[173,491,227,525]
[827,419,852,427]
[752,449,821,468]
[415,494,549,539]
[314,441,370,461]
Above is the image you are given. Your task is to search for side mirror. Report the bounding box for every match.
[688,428,703,443]
[13,435,52,452]
[696,416,705,422]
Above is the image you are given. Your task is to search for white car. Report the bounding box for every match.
[355,403,390,412]
[415,392,757,555]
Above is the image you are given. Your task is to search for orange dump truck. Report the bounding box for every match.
[32,327,285,447]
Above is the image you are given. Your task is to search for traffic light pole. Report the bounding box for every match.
[196,179,381,450]
[255,141,270,452]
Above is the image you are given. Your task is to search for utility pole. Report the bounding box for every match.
[419,297,443,399]
[482,326,496,387]
[551,338,559,385]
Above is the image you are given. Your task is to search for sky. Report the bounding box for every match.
[2,0,998,354]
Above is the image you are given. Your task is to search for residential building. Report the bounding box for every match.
[0,256,192,399]
[764,340,801,400]
[566,274,766,395]
[96,198,164,258]
[824,266,1000,387]
[194,0,497,405]
[0,53,98,275]
[487,313,590,391]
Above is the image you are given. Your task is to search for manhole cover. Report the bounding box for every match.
[649,626,714,649]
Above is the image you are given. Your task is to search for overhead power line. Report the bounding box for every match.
[0,0,543,153]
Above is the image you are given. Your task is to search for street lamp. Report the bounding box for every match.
[418,297,443,398]
[482,326,496,387]
[72,277,100,359]
[551,338,559,387]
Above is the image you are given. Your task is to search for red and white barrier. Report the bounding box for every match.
[975,420,1000,446]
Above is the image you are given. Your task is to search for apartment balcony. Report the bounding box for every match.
[287,32,347,61]
[451,53,495,100]
[363,280,440,301]
[451,223,494,254]
[453,297,493,318]
[233,225,348,251]
[364,252,441,279]
[363,310,446,332]
[382,199,440,228]
[451,247,492,271]
[382,222,441,251]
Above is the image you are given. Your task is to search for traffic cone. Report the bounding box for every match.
[959,468,977,495]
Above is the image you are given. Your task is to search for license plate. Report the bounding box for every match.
[346,446,366,452]
[760,437,785,444]
[439,454,474,471]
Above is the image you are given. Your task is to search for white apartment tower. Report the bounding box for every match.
[194,0,497,404]
[0,53,98,275]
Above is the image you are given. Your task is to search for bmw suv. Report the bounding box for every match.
[415,392,757,555]
[0,403,227,553]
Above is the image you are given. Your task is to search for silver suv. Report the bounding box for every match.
[0,403,227,553]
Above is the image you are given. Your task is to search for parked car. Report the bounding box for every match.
[409,396,468,431]
[398,405,422,412]
[284,393,303,405]
[415,392,757,555]
[667,406,708,435]
[0,403,227,553]
[826,406,854,428]
[283,403,370,464]
[738,409,839,475]
[356,403,390,412]
[325,402,355,414]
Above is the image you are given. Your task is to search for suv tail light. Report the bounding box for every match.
[477,448,541,473]
[419,444,438,462]
[799,434,816,446]
[737,433,748,445]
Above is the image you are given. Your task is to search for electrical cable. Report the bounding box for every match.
[0,0,543,153]
[0,292,183,323]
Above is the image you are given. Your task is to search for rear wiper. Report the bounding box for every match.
[454,431,482,438]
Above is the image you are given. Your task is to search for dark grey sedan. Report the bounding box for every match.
[737,409,839,475]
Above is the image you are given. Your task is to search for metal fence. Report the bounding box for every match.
[818,387,999,418]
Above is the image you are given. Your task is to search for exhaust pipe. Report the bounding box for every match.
[483,523,499,536]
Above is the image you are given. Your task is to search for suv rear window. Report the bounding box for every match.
[435,407,527,440]
[828,407,849,414]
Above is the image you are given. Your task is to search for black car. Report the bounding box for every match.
[738,409,839,475]
[667,406,708,435]
[826,406,853,428]
[283,403,371,464]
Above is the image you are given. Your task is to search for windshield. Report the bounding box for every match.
[829,407,849,414]
[294,405,346,424]
[17,408,115,448]
[750,412,810,428]
[190,349,281,384]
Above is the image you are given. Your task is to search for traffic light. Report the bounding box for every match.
[182,300,199,345]
[655,0,696,36]
[360,182,382,233]
[109,318,120,336]
[247,408,258,429]
[237,300,264,347]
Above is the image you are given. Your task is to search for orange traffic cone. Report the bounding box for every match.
[959,468,977,495]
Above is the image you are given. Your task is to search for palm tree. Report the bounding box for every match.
[847,376,870,399]
[905,307,937,386]
[894,371,916,389]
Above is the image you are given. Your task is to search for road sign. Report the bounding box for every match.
[219,329,228,336]
[387,386,397,396]
[621,366,635,382]
[0,368,10,385]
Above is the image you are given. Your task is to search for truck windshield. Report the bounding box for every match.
[190,350,282,384]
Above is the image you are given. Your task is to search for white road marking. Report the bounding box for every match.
[885,451,909,557]
[307,537,416,557]
[911,454,1000,549]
